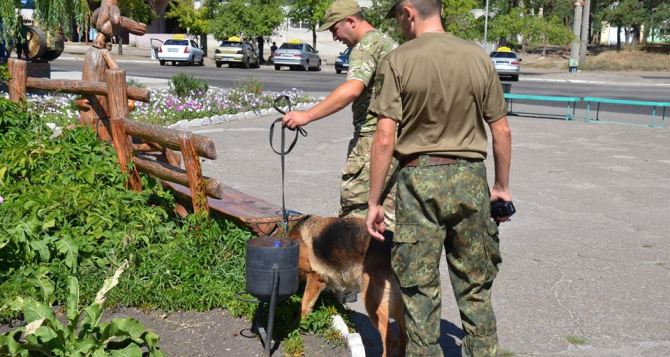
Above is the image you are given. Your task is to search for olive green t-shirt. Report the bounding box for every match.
[347,30,397,137]
[369,32,507,160]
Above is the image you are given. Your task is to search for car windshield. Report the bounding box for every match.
[280,43,303,50]
[220,41,243,48]
[164,40,188,46]
[490,52,517,59]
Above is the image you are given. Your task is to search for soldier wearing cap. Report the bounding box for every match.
[365,0,513,356]
[283,0,398,228]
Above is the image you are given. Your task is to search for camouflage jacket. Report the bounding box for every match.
[347,30,397,137]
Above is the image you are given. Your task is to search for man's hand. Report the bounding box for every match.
[282,111,312,129]
[490,186,512,223]
[366,204,386,241]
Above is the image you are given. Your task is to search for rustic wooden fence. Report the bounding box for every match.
[7,58,222,215]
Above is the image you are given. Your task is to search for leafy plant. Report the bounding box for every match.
[0,261,165,356]
[169,73,208,98]
[0,63,10,83]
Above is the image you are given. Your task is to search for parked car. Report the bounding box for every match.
[273,40,322,71]
[490,51,520,81]
[214,37,259,69]
[156,37,205,66]
[335,47,351,74]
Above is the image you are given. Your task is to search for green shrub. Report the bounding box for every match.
[169,73,208,97]
[0,262,165,356]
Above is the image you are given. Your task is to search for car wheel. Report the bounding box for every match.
[512,74,519,81]
[244,57,250,69]
[189,56,194,65]
[160,60,165,66]
[336,69,341,74]
[275,64,281,71]
[199,55,205,66]
[216,62,222,68]
[303,60,309,71]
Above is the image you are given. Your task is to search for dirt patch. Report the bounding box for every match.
[1,307,347,356]
[105,307,347,356]
[520,47,670,72]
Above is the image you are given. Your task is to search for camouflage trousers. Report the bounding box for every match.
[393,157,502,357]
[339,135,397,231]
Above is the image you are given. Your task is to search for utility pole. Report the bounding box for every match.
[570,0,584,72]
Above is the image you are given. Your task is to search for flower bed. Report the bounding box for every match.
[11,85,312,128]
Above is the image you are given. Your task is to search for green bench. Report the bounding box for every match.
[583,96,669,128]
[504,93,581,120]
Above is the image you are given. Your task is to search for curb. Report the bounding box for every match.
[332,314,366,357]
[521,76,670,87]
[166,100,324,130]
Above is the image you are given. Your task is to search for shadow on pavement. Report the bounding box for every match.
[350,310,464,356]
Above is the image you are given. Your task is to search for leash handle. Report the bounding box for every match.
[273,95,292,114]
[269,96,307,236]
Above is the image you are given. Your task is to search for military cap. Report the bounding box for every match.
[318,0,363,31]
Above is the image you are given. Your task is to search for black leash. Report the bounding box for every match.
[269,96,307,236]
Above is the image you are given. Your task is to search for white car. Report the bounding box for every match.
[490,51,520,81]
[273,41,322,71]
[157,39,205,66]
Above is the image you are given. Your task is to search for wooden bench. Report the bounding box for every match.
[583,96,669,128]
[504,93,581,120]
[165,181,303,236]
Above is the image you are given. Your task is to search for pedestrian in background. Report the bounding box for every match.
[269,41,278,62]
[282,0,398,230]
[366,0,513,355]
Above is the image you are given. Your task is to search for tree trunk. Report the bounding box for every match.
[579,0,591,66]
[116,34,123,55]
[200,33,208,56]
[616,26,621,51]
[631,24,640,47]
[257,36,265,64]
[570,0,583,67]
[312,25,317,50]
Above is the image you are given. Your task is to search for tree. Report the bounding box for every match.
[166,0,210,35]
[442,0,481,40]
[287,0,331,50]
[208,0,284,61]
[0,0,89,48]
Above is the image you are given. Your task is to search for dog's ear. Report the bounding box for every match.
[286,214,312,238]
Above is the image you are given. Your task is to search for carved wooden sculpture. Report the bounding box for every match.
[78,0,147,141]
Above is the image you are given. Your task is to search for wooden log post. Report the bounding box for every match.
[7,59,27,103]
[179,131,209,215]
[106,69,142,192]
[81,47,113,141]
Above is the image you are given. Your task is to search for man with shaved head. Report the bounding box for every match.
[365,0,513,355]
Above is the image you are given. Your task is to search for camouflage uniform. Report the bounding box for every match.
[339,30,397,229]
[394,158,501,356]
[368,32,509,356]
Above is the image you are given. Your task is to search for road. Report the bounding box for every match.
[50,58,670,106]
[50,57,670,118]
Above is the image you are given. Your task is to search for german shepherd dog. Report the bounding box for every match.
[287,215,407,357]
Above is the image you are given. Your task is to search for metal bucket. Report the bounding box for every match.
[245,236,299,302]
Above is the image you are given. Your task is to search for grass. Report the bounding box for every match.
[521,47,670,72]
[566,335,589,346]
